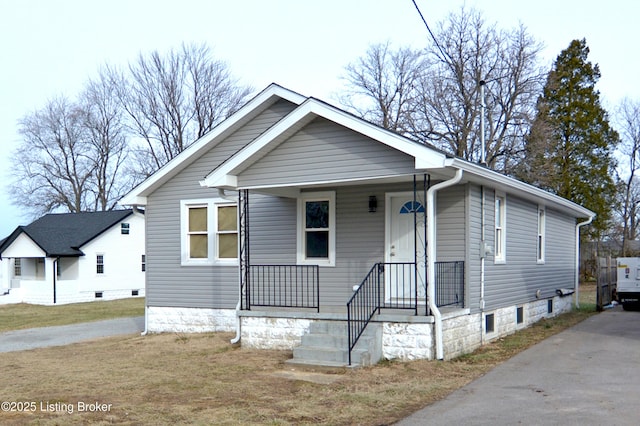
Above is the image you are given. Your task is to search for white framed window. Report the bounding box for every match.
[141,254,146,272]
[121,223,130,234]
[181,198,238,266]
[537,206,546,264]
[14,258,21,276]
[96,254,105,274]
[494,192,506,264]
[297,191,336,266]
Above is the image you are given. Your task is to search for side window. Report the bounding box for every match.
[14,258,22,276]
[96,254,105,274]
[537,206,545,263]
[121,223,130,235]
[495,193,506,263]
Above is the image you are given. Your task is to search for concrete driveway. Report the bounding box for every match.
[0,316,144,353]
[397,306,640,426]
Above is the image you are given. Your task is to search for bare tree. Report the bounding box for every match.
[413,8,546,170]
[341,7,546,173]
[339,42,425,132]
[79,68,131,211]
[614,98,640,255]
[115,42,252,178]
[11,96,95,217]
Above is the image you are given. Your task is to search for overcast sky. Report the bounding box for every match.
[1,0,638,237]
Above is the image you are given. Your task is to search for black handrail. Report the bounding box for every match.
[347,264,381,365]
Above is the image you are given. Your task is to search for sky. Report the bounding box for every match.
[1,0,638,238]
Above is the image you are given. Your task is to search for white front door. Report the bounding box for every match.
[385,193,427,302]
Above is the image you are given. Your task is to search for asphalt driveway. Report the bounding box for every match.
[0,316,144,353]
[397,306,640,425]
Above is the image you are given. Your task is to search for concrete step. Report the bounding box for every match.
[289,320,382,368]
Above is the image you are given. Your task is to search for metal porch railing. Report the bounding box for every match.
[347,261,465,365]
[246,265,320,312]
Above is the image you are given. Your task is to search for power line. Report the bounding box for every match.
[411,0,449,61]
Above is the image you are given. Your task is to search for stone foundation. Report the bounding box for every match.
[146,306,236,333]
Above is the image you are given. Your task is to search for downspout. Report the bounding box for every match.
[218,188,242,345]
[575,215,594,309]
[428,168,463,360]
[480,186,486,345]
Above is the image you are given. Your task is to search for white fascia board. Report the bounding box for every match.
[202,98,449,188]
[452,158,595,218]
[120,84,307,206]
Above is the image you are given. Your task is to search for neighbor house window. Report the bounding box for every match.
[121,223,130,235]
[96,254,104,274]
[495,193,506,263]
[537,206,545,264]
[14,258,21,276]
[297,191,335,266]
[181,199,238,265]
[141,254,146,272]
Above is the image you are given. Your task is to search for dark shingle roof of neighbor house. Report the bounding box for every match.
[0,210,134,257]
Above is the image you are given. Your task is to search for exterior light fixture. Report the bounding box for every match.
[368,195,377,213]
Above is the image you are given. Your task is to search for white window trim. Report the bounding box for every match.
[494,192,506,264]
[180,198,238,266]
[297,191,336,267]
[537,206,546,264]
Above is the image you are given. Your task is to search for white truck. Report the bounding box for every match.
[617,257,640,310]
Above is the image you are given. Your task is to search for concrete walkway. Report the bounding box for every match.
[397,306,640,426]
[0,316,144,353]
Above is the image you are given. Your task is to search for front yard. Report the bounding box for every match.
[0,284,597,425]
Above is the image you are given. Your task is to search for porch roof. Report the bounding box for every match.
[199,97,451,192]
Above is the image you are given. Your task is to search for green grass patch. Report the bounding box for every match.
[0,297,144,332]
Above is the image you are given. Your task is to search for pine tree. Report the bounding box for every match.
[519,39,619,239]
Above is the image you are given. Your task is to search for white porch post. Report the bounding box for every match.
[45,257,56,304]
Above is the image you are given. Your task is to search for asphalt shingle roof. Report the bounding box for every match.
[0,210,134,257]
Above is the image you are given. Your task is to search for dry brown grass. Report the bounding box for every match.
[0,283,597,425]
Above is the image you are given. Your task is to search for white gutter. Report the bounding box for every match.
[575,215,594,309]
[427,168,464,360]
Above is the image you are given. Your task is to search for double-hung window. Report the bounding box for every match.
[297,191,335,266]
[181,199,238,265]
[537,206,546,264]
[96,254,105,274]
[495,192,506,263]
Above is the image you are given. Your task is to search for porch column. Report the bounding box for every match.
[238,189,250,310]
[45,257,56,304]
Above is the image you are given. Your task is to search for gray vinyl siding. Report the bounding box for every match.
[238,117,417,187]
[145,100,298,308]
[436,185,466,261]
[480,190,577,312]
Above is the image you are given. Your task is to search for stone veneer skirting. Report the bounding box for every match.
[146,294,573,360]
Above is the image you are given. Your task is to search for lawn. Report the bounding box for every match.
[0,284,597,425]
[0,297,144,333]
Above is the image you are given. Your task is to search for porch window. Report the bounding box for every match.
[14,258,21,276]
[537,206,545,264]
[181,198,238,266]
[297,191,335,266]
[495,192,506,263]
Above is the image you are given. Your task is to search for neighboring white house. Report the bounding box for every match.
[0,210,145,305]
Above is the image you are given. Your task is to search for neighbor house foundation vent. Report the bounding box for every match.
[516,306,524,324]
[95,292,103,298]
[547,299,553,314]
[132,290,139,296]
[485,313,495,333]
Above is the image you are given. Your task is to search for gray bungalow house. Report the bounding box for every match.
[121,84,594,366]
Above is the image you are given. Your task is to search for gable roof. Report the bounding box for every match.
[119,83,306,206]
[0,210,134,257]
[121,82,594,220]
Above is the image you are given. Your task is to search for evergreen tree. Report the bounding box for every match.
[519,39,618,239]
